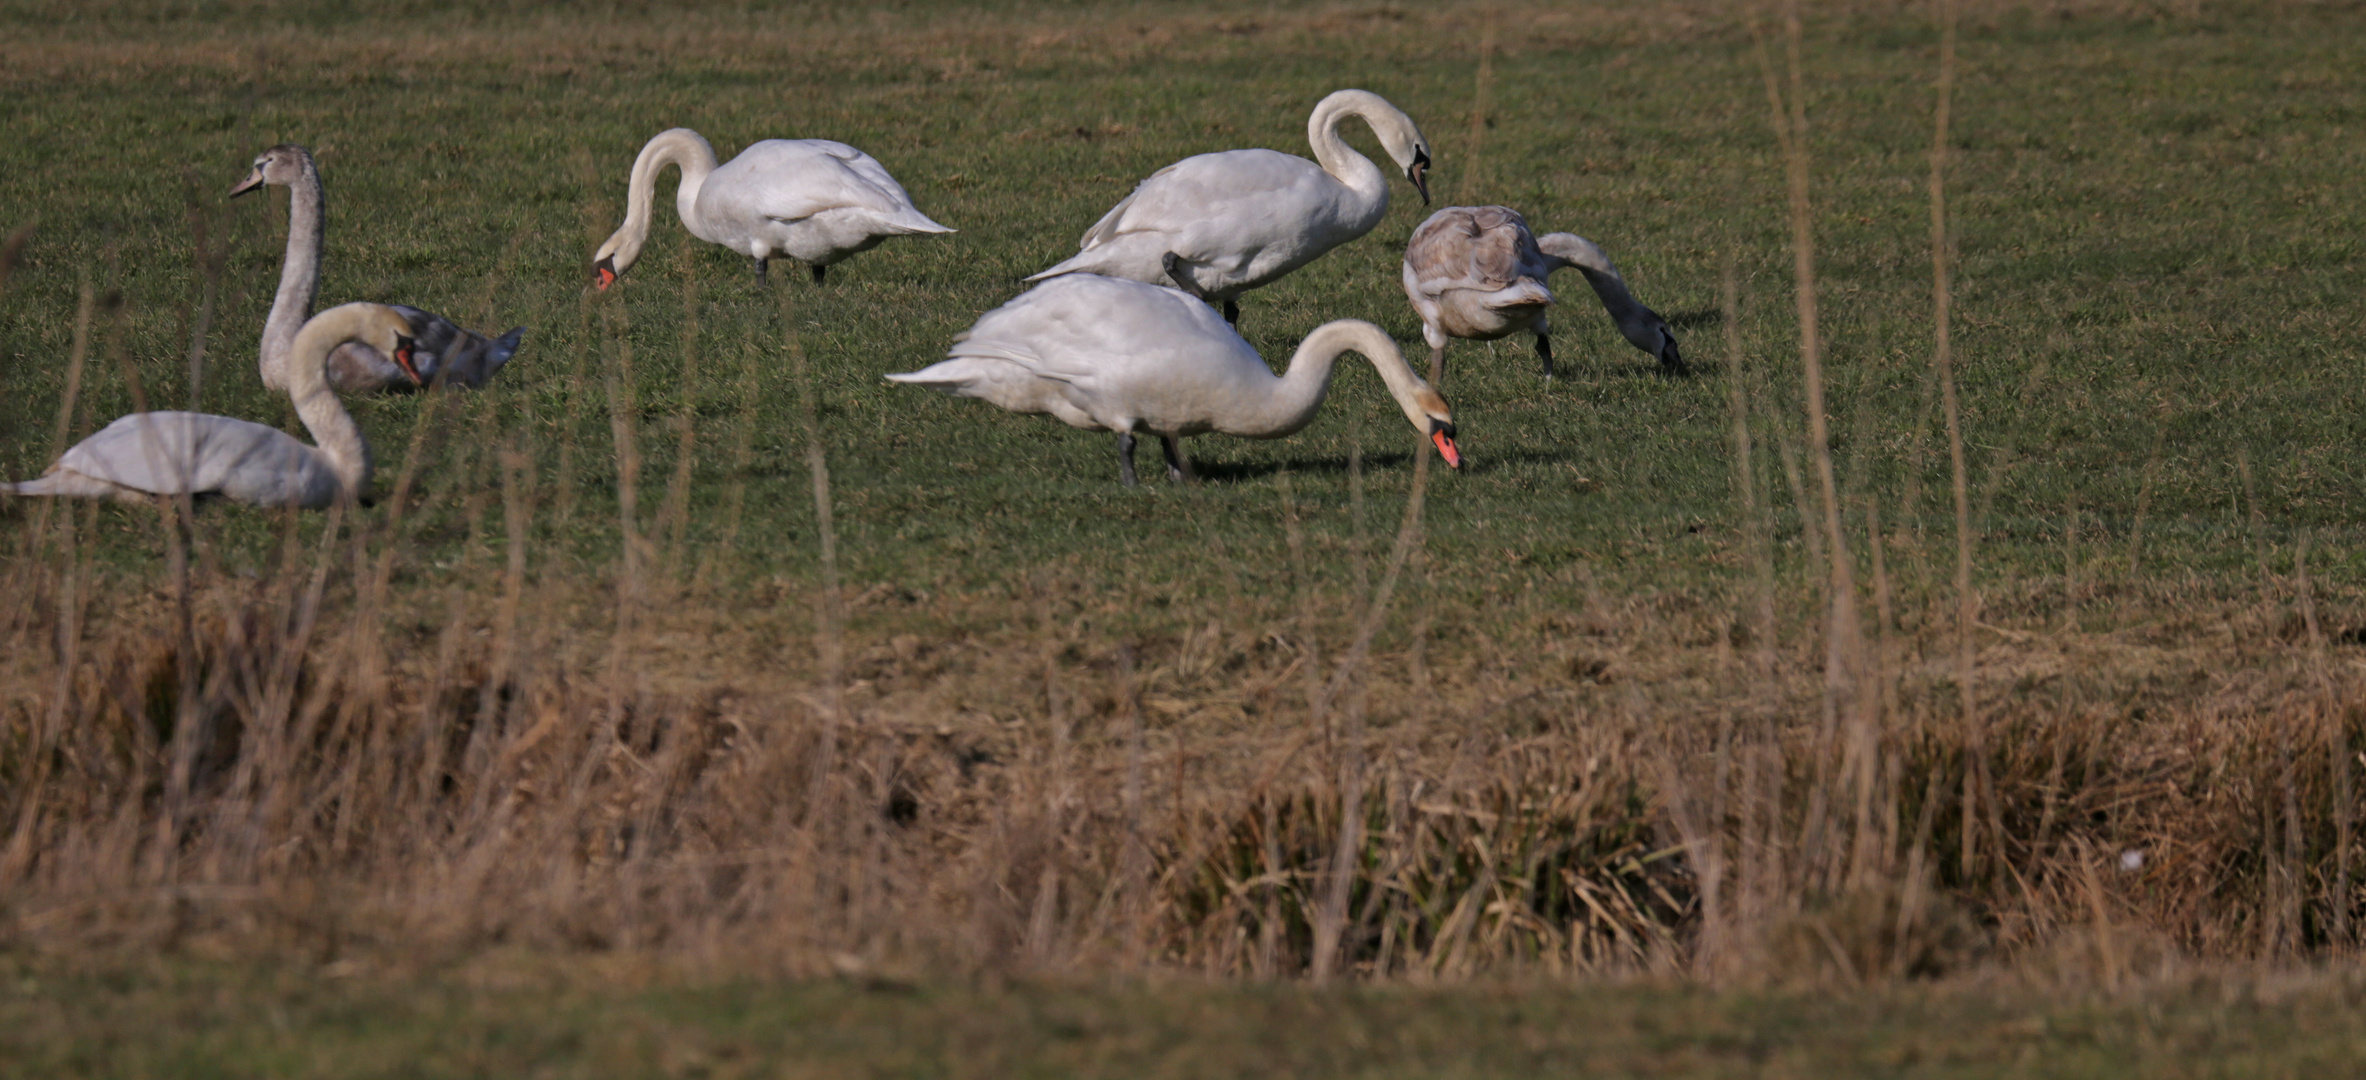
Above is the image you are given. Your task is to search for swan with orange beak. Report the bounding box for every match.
[887,274,1461,486]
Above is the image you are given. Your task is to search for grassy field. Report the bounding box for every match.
[12,954,2366,1079]
[3,0,2366,1071]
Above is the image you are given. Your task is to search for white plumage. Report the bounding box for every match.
[3,303,409,508]
[887,274,1462,486]
[1028,89,1432,323]
[593,129,953,288]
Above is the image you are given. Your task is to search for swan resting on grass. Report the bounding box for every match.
[592,128,954,289]
[1028,89,1433,325]
[885,273,1462,487]
[1401,205,1683,381]
[2,303,409,508]
[231,144,525,394]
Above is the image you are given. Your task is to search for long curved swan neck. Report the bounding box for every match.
[606,129,721,270]
[1305,90,1395,208]
[1246,320,1438,438]
[285,305,378,497]
[1540,232,1647,321]
[262,150,326,390]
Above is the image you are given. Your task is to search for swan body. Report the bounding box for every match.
[231,144,525,394]
[1027,89,1433,322]
[592,129,954,288]
[4,303,410,508]
[886,274,1461,485]
[1402,205,1683,380]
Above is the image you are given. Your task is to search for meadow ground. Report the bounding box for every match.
[2,0,2364,1072]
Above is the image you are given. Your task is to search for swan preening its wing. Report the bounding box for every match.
[3,303,409,509]
[231,144,526,394]
[887,274,1461,486]
[1402,205,1684,381]
[1028,89,1432,324]
[592,129,954,288]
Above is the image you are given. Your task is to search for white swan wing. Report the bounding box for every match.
[1079,149,1339,250]
[52,412,325,504]
[713,140,951,232]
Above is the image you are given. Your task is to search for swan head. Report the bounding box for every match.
[229,144,311,199]
[1623,310,1686,375]
[591,250,624,291]
[297,302,418,388]
[1320,89,1433,205]
[1367,105,1433,206]
[1407,385,1462,470]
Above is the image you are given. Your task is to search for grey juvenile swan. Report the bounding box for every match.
[1401,205,1682,381]
[233,144,524,394]
[4,303,410,508]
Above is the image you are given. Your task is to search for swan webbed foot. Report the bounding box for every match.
[753,257,769,286]
[1117,431,1141,488]
[1536,334,1556,380]
[1159,434,1193,484]
[1161,252,1211,300]
[811,263,828,284]
[1222,299,1239,325]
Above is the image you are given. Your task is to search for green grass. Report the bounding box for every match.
[3,0,2361,629]
[10,955,2366,1079]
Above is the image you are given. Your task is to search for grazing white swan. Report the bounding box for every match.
[1401,205,1683,381]
[1028,89,1433,324]
[3,303,408,508]
[592,128,954,289]
[231,144,525,394]
[886,274,1461,486]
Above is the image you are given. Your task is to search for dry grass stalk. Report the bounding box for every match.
[1455,4,1499,211]
[1924,0,1989,882]
[1722,260,1777,685]
[656,242,704,582]
[1757,0,1863,716]
[779,286,846,817]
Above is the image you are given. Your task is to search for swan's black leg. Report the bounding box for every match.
[1222,299,1239,325]
[1162,252,1210,300]
[1536,334,1556,380]
[1159,434,1192,484]
[753,256,769,286]
[1117,432,1141,488]
[1427,343,1448,384]
[812,263,828,284]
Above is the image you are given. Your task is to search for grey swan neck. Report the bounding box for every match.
[1539,232,1649,325]
[262,151,326,392]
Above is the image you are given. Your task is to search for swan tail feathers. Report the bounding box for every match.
[1025,252,1100,282]
[885,208,957,235]
[491,327,526,365]
[1483,280,1557,312]
[3,471,121,499]
[884,358,1000,394]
